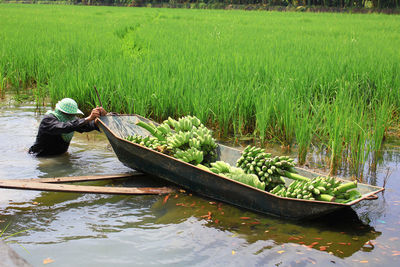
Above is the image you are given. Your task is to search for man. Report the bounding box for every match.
[29,98,106,157]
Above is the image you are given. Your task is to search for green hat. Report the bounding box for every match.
[55,98,84,115]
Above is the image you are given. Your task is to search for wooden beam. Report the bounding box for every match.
[0,180,173,195]
[19,172,145,184]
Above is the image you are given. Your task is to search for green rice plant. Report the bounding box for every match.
[371,99,392,153]
[1,221,33,253]
[323,84,354,175]
[347,111,369,179]
[0,5,399,175]
[0,75,5,99]
[369,98,393,170]
[325,110,344,174]
[255,86,275,143]
[273,87,297,148]
[295,101,315,166]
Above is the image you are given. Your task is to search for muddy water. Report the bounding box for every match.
[1,98,399,266]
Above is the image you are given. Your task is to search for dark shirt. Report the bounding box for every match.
[29,114,99,157]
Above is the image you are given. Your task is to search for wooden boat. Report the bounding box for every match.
[96,115,384,220]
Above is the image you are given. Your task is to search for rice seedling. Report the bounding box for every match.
[0,74,5,99]
[371,99,392,154]
[295,102,315,166]
[1,221,33,253]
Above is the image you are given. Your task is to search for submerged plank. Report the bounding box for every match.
[0,180,173,195]
[19,172,144,183]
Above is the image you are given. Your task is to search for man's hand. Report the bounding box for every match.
[85,108,101,122]
[98,107,107,116]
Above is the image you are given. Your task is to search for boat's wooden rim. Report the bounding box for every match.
[96,115,384,206]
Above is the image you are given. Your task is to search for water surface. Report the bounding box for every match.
[1,98,399,266]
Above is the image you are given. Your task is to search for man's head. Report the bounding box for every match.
[55,98,84,116]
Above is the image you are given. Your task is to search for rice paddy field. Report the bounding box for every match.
[1,4,400,266]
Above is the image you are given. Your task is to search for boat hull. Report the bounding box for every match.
[97,115,384,220]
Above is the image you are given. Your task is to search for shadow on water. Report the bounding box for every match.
[2,173,380,259]
[149,192,380,258]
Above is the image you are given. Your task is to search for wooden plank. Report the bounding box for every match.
[0,180,173,195]
[19,172,144,184]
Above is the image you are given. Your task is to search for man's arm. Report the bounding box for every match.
[39,116,90,135]
[40,108,101,135]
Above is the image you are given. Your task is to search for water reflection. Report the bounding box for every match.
[35,153,76,178]
[2,185,381,260]
[1,98,399,266]
[150,193,381,258]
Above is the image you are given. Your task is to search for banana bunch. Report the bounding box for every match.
[209,161,231,174]
[125,134,166,150]
[194,125,213,138]
[167,131,191,149]
[164,117,216,149]
[174,118,217,164]
[271,180,317,200]
[165,115,201,132]
[309,176,341,195]
[189,137,201,149]
[236,145,295,189]
[174,147,204,165]
[125,134,143,143]
[165,117,179,129]
[205,161,265,190]
[195,127,217,149]
[331,179,361,202]
[177,117,193,132]
[189,116,202,127]
[133,115,218,165]
[270,176,361,203]
[156,123,172,136]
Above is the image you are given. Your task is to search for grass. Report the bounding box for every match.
[1,221,32,253]
[0,4,399,178]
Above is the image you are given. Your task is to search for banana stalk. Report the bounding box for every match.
[136,121,166,141]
